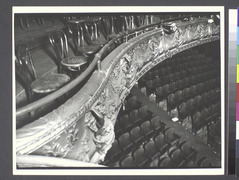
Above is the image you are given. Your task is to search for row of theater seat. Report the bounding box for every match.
[177,88,220,121]
[141,65,219,98]
[139,50,219,90]
[164,79,220,111]
[191,101,221,134]
[141,50,216,80]
[103,103,214,168]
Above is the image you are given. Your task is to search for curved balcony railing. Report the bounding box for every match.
[16,15,220,167]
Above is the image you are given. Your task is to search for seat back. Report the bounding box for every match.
[120,155,137,167]
[49,30,69,62]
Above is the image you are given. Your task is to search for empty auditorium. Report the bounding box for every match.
[14,7,224,173]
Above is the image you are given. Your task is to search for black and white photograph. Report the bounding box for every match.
[13,6,224,175]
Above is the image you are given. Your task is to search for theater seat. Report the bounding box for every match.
[118,132,134,153]
[129,109,142,125]
[164,128,180,145]
[179,141,197,162]
[178,102,188,123]
[140,121,154,139]
[158,157,172,168]
[154,133,169,154]
[144,140,160,160]
[167,93,177,112]
[132,147,150,167]
[130,126,144,145]
[126,96,142,111]
[119,114,133,131]
[139,105,153,121]
[150,116,165,132]
[169,148,182,167]
[120,155,137,167]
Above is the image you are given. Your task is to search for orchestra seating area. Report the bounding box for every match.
[102,45,221,168]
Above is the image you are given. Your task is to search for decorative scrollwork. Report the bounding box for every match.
[197,24,205,39]
[174,27,184,47]
[84,111,98,132]
[65,123,79,146]
[77,131,90,162]
[43,142,72,158]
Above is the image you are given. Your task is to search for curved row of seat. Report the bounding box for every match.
[104,102,214,168]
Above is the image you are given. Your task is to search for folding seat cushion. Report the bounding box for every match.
[175,90,184,105]
[126,96,141,111]
[175,80,183,91]
[194,95,202,111]
[164,128,180,145]
[178,102,188,122]
[186,98,196,115]
[132,147,149,167]
[150,116,165,132]
[167,73,174,83]
[189,85,198,97]
[140,121,154,139]
[201,107,209,124]
[179,141,197,162]
[149,158,159,167]
[130,126,144,145]
[207,104,217,123]
[118,132,134,152]
[154,133,169,153]
[196,82,204,94]
[162,84,170,97]
[191,111,202,134]
[129,109,142,125]
[169,81,177,94]
[173,72,181,81]
[155,86,164,102]
[167,93,177,111]
[120,155,137,167]
[182,87,190,100]
[158,157,172,168]
[144,140,160,160]
[139,105,153,121]
[169,148,182,167]
[189,76,197,85]
[119,114,133,131]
